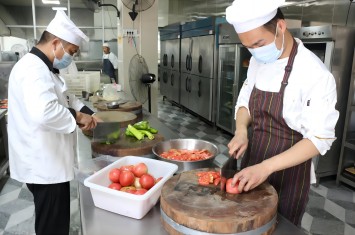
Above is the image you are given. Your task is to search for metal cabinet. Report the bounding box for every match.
[159,24,181,105]
[336,48,355,188]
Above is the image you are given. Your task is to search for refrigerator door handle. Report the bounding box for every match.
[198,55,203,74]
[198,80,202,97]
[185,76,189,91]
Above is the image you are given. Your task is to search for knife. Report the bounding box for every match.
[220,156,239,191]
[93,122,121,144]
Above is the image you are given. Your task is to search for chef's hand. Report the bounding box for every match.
[227,128,248,159]
[92,113,103,123]
[76,112,97,131]
[232,161,271,192]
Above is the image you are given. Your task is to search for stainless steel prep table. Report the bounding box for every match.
[77,109,307,235]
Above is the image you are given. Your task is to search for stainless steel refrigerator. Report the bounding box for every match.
[216,23,251,134]
[180,17,216,122]
[159,23,181,104]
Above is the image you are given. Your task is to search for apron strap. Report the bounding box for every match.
[280,38,298,94]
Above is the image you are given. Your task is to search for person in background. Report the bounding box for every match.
[102,42,118,83]
[225,0,338,226]
[7,10,99,235]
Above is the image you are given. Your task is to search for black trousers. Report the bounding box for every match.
[27,182,70,235]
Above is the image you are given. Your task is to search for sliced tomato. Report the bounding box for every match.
[198,174,210,185]
[213,177,221,186]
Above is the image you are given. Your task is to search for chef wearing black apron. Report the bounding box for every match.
[225,0,338,226]
[102,42,118,83]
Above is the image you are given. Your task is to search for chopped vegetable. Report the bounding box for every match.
[127,124,144,140]
[148,127,158,134]
[139,130,155,140]
[133,121,150,130]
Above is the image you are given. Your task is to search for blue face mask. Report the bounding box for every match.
[53,42,73,69]
[248,25,284,64]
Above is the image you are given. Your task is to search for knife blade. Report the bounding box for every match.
[93,122,121,144]
[220,157,239,191]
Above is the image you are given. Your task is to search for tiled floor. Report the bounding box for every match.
[0,96,354,235]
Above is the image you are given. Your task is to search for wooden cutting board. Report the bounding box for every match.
[96,101,143,121]
[83,111,138,137]
[91,131,164,157]
[160,168,278,235]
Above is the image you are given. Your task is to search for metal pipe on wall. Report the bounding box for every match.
[102,0,105,44]
[68,0,71,19]
[31,0,36,40]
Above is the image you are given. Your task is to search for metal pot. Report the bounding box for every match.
[152,139,219,173]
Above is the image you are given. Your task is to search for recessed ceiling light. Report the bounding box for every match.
[42,0,60,4]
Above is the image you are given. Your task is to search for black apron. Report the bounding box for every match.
[103,57,116,83]
[243,39,311,226]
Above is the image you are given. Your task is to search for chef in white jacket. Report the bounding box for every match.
[7,10,99,235]
[225,0,338,225]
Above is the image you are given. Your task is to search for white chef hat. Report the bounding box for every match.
[226,0,285,33]
[46,10,89,46]
[103,42,110,47]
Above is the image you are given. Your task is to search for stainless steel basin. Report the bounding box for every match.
[152,139,219,173]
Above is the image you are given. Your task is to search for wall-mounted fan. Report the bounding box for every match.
[121,0,155,21]
[129,54,156,112]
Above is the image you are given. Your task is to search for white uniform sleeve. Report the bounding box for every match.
[23,72,76,133]
[67,93,85,111]
[300,73,339,155]
[234,57,257,119]
[109,53,119,69]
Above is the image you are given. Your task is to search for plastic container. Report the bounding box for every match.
[62,71,100,96]
[84,156,178,219]
[73,156,116,184]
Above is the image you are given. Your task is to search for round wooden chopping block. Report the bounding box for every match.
[96,101,143,121]
[160,168,278,235]
[91,133,165,157]
[82,111,138,137]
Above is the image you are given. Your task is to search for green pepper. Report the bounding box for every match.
[148,127,158,134]
[107,130,120,140]
[125,128,135,137]
[139,130,155,140]
[127,124,144,140]
[133,121,150,130]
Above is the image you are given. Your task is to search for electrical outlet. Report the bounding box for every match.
[123,29,138,37]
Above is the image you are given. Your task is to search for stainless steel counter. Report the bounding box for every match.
[76,108,307,235]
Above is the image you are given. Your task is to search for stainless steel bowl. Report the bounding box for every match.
[106,100,127,109]
[152,139,219,173]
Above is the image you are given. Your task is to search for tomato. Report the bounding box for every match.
[198,174,211,185]
[108,168,121,183]
[120,165,134,172]
[120,186,136,194]
[160,149,213,161]
[213,177,221,186]
[196,171,220,186]
[134,177,142,189]
[135,188,148,195]
[226,178,240,194]
[119,170,135,186]
[139,174,155,190]
[108,182,122,190]
[155,177,163,184]
[133,163,148,177]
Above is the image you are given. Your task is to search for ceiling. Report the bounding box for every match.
[0,0,103,9]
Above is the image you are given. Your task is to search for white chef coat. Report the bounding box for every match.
[235,38,339,183]
[8,52,85,184]
[102,52,118,69]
